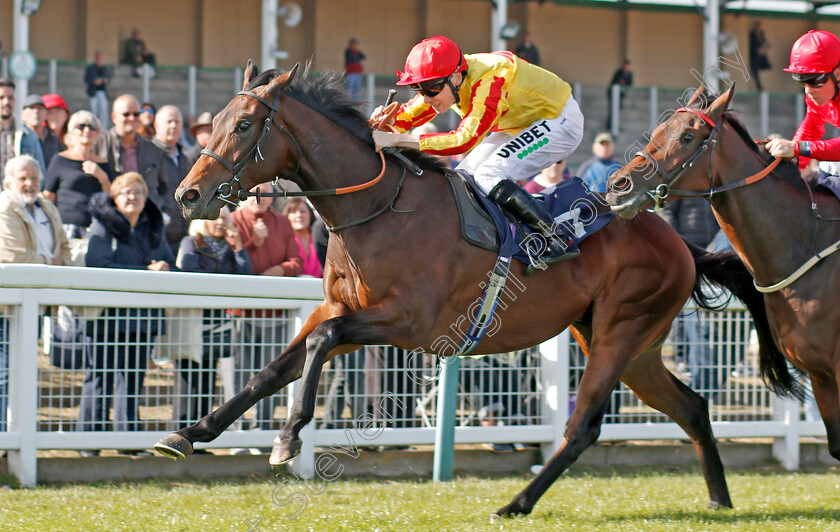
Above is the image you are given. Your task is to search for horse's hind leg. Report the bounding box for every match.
[155,304,336,459]
[494,339,630,518]
[621,348,732,508]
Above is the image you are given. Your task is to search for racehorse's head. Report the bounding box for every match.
[606,84,735,218]
[176,60,300,219]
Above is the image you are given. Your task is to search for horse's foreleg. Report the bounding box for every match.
[270,306,412,466]
[622,349,731,508]
[494,347,628,518]
[155,304,336,460]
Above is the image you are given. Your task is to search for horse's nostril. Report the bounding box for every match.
[610,177,633,194]
[182,189,200,206]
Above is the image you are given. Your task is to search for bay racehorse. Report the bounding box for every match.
[608,85,840,457]
[156,63,795,517]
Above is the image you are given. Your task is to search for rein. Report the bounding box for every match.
[203,89,413,232]
[638,108,781,210]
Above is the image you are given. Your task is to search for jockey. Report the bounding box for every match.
[767,30,840,193]
[371,35,585,272]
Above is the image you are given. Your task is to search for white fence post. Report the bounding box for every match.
[141,63,152,103]
[649,86,659,133]
[759,91,769,138]
[772,395,801,471]
[610,84,621,137]
[234,68,243,95]
[7,292,40,487]
[288,299,321,479]
[795,93,805,128]
[48,58,57,95]
[187,65,197,118]
[540,330,570,459]
[366,73,376,115]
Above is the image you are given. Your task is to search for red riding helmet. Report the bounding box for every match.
[785,30,840,74]
[396,36,467,86]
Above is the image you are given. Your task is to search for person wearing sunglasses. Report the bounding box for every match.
[94,94,169,217]
[371,35,584,273]
[767,30,840,194]
[43,110,115,239]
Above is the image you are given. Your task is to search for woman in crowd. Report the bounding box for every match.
[282,198,323,278]
[174,207,250,433]
[43,110,115,239]
[137,101,156,139]
[42,94,70,146]
[76,172,174,456]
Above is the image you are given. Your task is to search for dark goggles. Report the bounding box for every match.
[409,77,448,98]
[793,71,832,88]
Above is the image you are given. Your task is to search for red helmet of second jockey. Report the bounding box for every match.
[785,30,840,77]
[396,36,467,86]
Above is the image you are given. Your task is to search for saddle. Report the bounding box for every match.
[444,169,615,263]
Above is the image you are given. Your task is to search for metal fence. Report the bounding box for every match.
[0,264,824,487]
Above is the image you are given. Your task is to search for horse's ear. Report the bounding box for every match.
[707,82,736,121]
[685,86,707,108]
[243,59,260,91]
[266,63,300,96]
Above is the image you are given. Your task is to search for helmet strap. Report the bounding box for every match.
[447,71,465,105]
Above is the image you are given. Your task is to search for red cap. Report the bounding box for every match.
[785,30,840,74]
[396,36,466,86]
[41,94,70,112]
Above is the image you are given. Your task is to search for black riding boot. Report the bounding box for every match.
[488,180,580,275]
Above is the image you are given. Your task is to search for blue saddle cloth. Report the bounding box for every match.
[460,172,615,265]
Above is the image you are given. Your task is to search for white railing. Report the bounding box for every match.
[0,264,824,487]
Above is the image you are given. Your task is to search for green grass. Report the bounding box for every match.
[4,466,840,531]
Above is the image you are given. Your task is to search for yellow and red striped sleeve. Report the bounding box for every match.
[393,94,437,133]
[418,74,506,156]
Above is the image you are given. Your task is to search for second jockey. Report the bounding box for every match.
[767,30,840,195]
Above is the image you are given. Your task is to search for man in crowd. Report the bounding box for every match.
[84,51,110,129]
[151,104,191,251]
[185,111,212,165]
[0,80,46,181]
[578,132,622,194]
[514,32,541,66]
[0,154,71,265]
[21,95,61,169]
[95,94,168,213]
[606,59,633,131]
[344,38,365,101]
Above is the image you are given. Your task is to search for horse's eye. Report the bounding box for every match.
[681,133,694,144]
[237,121,251,132]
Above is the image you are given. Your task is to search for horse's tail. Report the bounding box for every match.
[684,237,805,400]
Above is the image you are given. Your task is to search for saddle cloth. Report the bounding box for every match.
[444,169,615,264]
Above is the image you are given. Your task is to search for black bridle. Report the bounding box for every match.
[201,90,303,206]
[632,107,722,211]
[200,89,415,232]
[630,108,782,211]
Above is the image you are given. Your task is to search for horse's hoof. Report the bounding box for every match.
[709,500,733,510]
[269,436,302,467]
[154,433,193,460]
[494,500,530,519]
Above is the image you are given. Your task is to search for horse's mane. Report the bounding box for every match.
[719,109,810,193]
[246,66,450,175]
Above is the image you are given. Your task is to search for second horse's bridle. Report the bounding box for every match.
[630,107,779,210]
